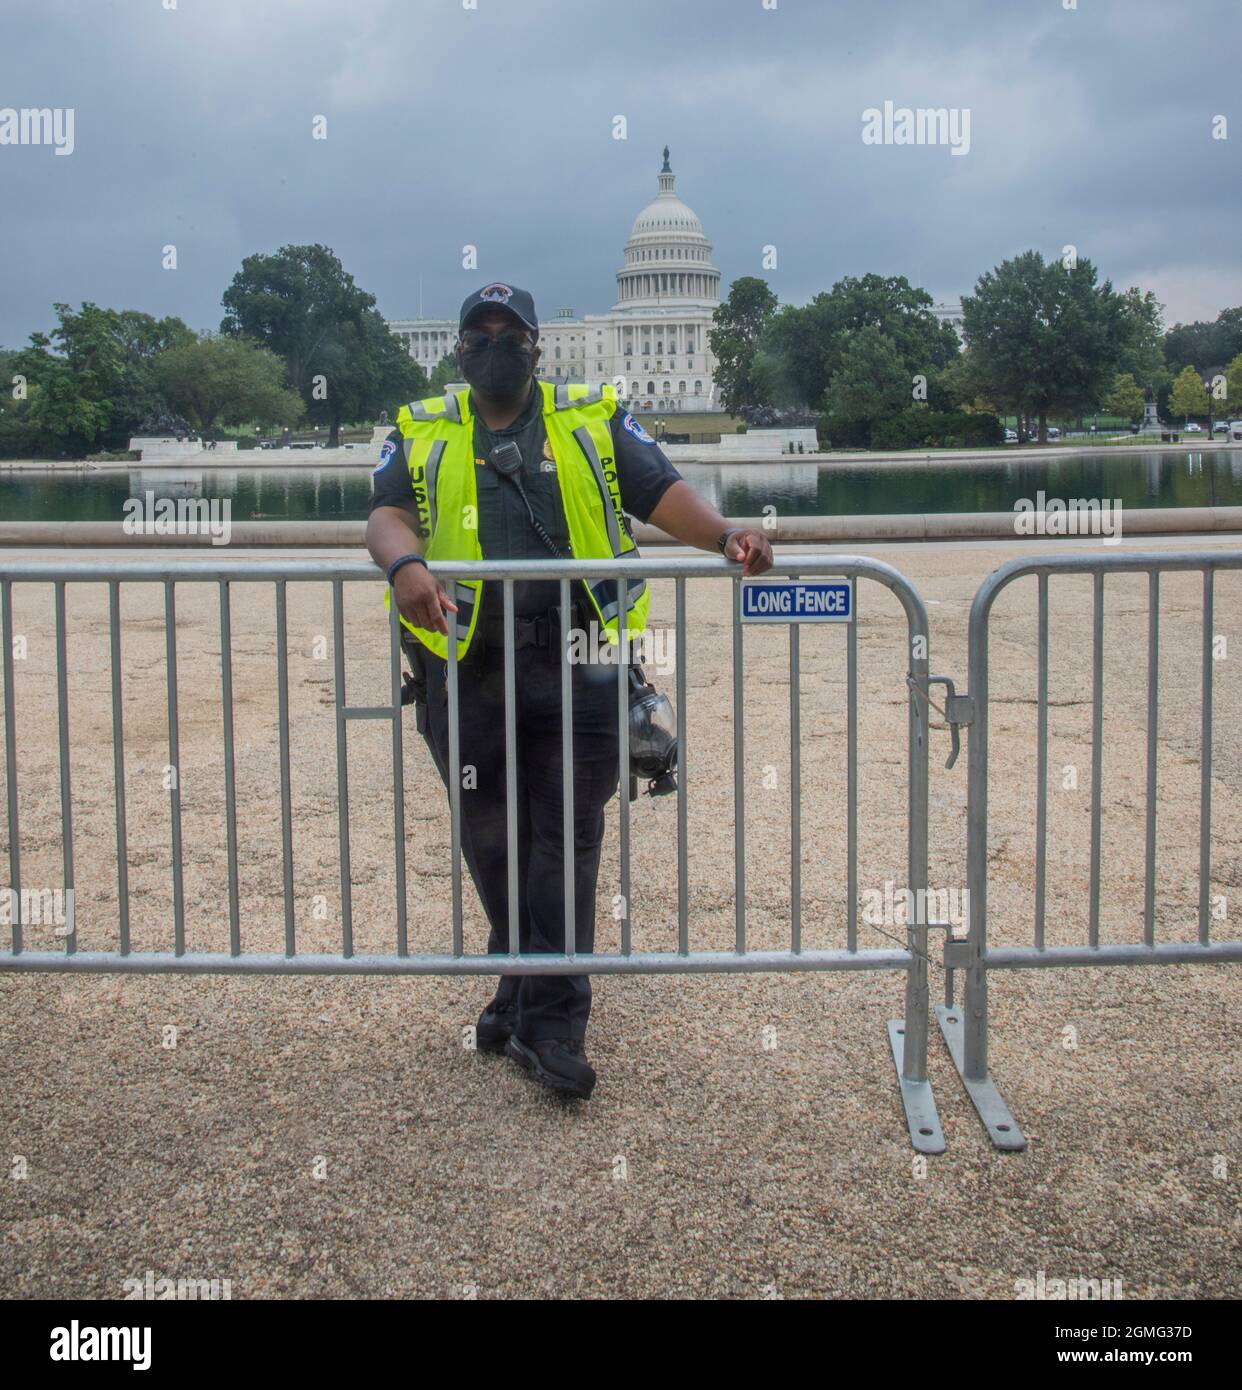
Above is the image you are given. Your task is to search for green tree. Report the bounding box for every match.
[8,302,127,454]
[1165,306,1242,376]
[154,334,303,438]
[1102,372,1145,421]
[304,310,428,442]
[708,276,779,416]
[220,243,425,445]
[427,353,458,393]
[1114,287,1166,389]
[961,251,1124,443]
[110,310,197,433]
[0,348,42,457]
[755,273,958,413]
[0,303,196,457]
[1222,352,1242,421]
[820,326,910,442]
[1168,365,1209,425]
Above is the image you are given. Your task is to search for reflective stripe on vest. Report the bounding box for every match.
[424,439,446,536]
[404,392,462,424]
[589,568,648,624]
[571,424,622,556]
[554,382,608,410]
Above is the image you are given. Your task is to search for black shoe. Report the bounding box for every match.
[505,1035,596,1100]
[475,998,517,1054]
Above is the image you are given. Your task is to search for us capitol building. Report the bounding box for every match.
[388,148,727,414]
[387,148,963,415]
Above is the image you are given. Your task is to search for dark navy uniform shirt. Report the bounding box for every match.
[370,380,682,630]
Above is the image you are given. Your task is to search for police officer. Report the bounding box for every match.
[366,283,772,1100]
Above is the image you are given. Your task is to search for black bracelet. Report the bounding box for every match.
[386,553,428,585]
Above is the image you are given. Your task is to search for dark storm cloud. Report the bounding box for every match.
[1,0,1239,348]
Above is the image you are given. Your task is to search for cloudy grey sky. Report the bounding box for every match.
[1,0,1239,348]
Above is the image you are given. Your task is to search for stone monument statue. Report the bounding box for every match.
[137,409,194,441]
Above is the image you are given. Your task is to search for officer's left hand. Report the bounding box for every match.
[723,528,774,576]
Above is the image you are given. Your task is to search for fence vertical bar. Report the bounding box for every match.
[617,576,631,955]
[560,577,575,958]
[847,586,858,952]
[219,582,241,956]
[275,581,295,957]
[939,564,1046,1150]
[388,596,407,956]
[54,582,75,954]
[1034,572,1048,949]
[886,582,945,1155]
[108,582,130,955]
[1199,568,1214,944]
[732,578,745,954]
[1,580,19,953]
[1144,571,1159,948]
[900,599,930,1087]
[789,574,801,955]
[331,579,353,958]
[446,597,463,958]
[965,588,990,1084]
[676,577,688,955]
[165,581,185,956]
[1088,572,1104,949]
[503,579,519,958]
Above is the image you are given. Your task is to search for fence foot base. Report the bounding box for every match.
[935,1004,1026,1151]
[886,1019,945,1154]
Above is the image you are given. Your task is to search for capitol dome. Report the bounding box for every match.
[614,148,721,309]
[629,192,705,239]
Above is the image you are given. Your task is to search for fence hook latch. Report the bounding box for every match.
[908,674,974,769]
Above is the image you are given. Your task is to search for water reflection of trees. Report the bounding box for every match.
[3,451,1241,523]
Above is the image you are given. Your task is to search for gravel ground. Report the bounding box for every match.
[1,538,1240,1300]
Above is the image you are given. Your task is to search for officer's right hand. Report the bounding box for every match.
[394,562,458,635]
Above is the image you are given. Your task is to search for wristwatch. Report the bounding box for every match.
[716,528,742,554]
[386,553,428,585]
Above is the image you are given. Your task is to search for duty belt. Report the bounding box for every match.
[507,598,589,650]
[483,597,591,650]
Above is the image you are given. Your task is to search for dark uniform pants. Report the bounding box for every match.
[411,636,620,1041]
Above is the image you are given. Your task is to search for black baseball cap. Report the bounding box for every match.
[458,283,539,339]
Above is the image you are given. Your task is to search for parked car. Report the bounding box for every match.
[1185,422,1204,433]
[1004,428,1018,443]
[1213,421,1230,434]
[1231,421,1242,442]
[1046,426,1061,440]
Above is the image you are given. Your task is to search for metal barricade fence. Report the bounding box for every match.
[938,550,1242,1152]
[0,554,945,1154]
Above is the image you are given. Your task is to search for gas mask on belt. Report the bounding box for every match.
[627,664,678,799]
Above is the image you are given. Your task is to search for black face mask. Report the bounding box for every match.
[459,338,534,400]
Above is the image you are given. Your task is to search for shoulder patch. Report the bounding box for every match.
[621,413,656,444]
[373,439,397,475]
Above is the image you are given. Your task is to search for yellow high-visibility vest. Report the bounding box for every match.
[385,380,650,661]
